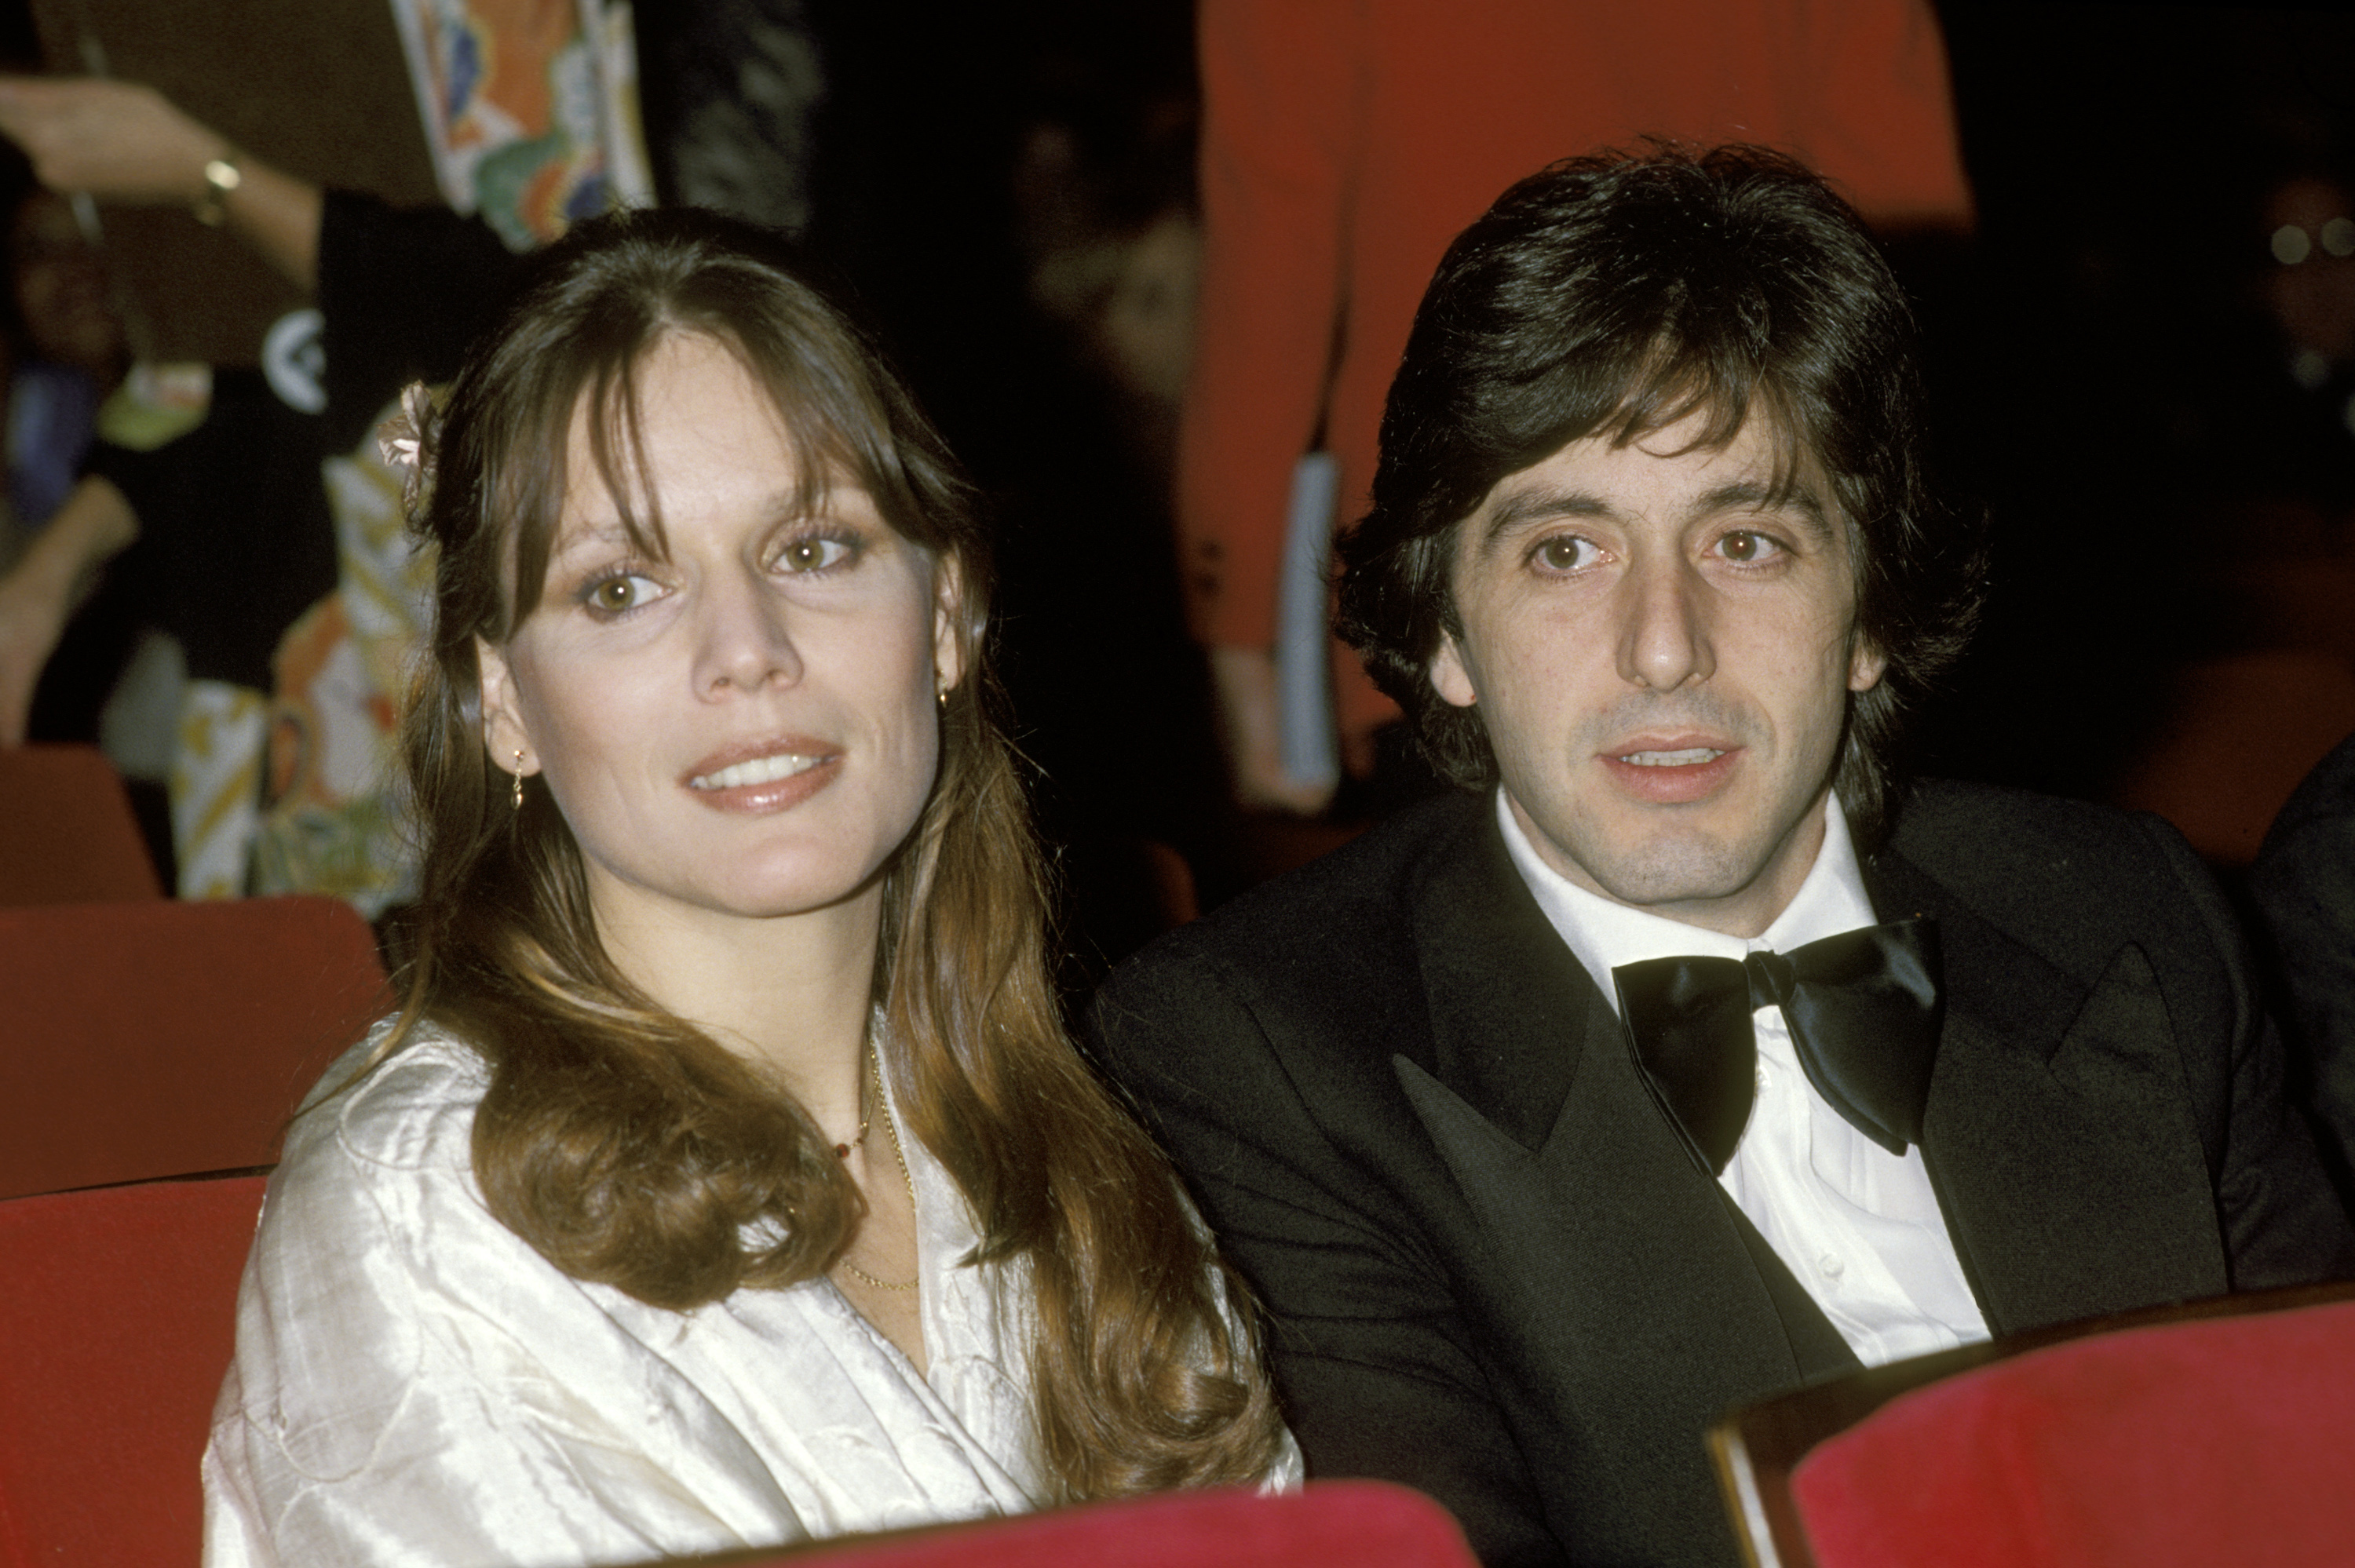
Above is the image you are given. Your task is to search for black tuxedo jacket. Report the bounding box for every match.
[1090,782,2355,1568]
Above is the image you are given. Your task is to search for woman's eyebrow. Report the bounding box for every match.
[548,519,639,556]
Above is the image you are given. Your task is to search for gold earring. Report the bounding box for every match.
[512,750,525,810]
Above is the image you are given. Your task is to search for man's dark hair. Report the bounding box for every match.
[1335,143,1985,846]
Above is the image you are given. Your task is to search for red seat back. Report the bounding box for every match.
[0,897,387,1198]
[1792,1298,2355,1568]
[713,1481,1477,1568]
[0,744,162,906]
[0,1173,267,1568]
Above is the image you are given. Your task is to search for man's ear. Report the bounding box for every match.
[476,636,539,776]
[1848,636,1888,695]
[1430,632,1480,709]
[931,556,970,696]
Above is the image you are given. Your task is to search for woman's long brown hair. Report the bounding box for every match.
[385,208,1283,1497]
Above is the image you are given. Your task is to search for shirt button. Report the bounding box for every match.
[1754,1067,1766,1092]
[1819,1254,1846,1279]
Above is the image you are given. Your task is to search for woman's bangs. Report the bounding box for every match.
[724,313,936,551]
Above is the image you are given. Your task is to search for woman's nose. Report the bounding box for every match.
[693,570,803,695]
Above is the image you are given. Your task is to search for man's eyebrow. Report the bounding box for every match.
[1475,475,1838,549]
[1695,479,1835,538]
[1479,487,1613,547]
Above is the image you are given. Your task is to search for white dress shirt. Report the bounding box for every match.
[1497,789,1988,1366]
[203,1026,1299,1566]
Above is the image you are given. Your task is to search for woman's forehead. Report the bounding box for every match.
[553,341,853,509]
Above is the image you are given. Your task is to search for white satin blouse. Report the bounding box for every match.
[201,1027,1296,1566]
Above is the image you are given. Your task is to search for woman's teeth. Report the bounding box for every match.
[691,753,824,789]
[1619,748,1724,767]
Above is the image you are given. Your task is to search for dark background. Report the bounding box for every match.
[787,2,2355,938]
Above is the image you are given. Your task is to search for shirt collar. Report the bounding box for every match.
[1495,786,1879,1015]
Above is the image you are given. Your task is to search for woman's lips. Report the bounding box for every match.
[682,742,842,815]
[1598,742,1741,804]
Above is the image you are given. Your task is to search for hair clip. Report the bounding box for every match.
[378,381,443,512]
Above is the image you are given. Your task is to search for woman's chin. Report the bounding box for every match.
[582,847,893,932]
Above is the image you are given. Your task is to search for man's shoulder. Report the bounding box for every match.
[1886,776,2171,876]
[1884,772,2195,881]
[265,1026,491,1250]
[1880,777,2225,975]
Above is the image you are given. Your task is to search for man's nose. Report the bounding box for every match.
[693,569,804,696]
[1616,552,1714,691]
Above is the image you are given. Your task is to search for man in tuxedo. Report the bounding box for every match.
[1089,146,2355,1568]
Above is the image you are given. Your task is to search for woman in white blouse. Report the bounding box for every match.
[202,209,1296,1567]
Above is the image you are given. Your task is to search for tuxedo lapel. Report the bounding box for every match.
[1405,801,1588,1150]
[1392,804,1860,1556]
[1868,848,2229,1333]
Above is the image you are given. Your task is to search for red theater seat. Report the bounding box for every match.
[0,1172,267,1568]
[0,896,387,1199]
[0,743,162,906]
[682,1481,1478,1568]
[0,1172,1470,1568]
[1712,1282,2355,1568]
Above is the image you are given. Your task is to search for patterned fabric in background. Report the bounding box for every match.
[388,0,655,251]
[170,1,649,907]
[173,680,268,900]
[247,421,434,917]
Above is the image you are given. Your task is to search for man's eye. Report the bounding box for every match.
[777,536,853,573]
[1718,531,1784,563]
[586,572,663,614]
[1534,536,1599,571]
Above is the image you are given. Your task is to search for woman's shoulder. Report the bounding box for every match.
[285,1018,492,1172]
[259,1020,498,1270]
[232,1025,554,1431]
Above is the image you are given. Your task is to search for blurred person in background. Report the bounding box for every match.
[2080,146,2355,871]
[0,163,137,743]
[0,74,517,754]
[1,181,128,555]
[2259,170,2355,464]
[2160,156,2355,537]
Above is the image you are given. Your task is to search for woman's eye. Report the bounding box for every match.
[1534,535,1600,572]
[776,536,853,574]
[586,572,663,614]
[1718,531,1784,563]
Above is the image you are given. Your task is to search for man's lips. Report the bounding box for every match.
[1597,735,1741,804]
[681,738,842,813]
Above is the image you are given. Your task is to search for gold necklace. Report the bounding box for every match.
[836,1047,919,1293]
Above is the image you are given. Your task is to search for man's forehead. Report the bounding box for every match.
[1469,413,1835,538]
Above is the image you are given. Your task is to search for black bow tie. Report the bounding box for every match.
[1611,918,1944,1178]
